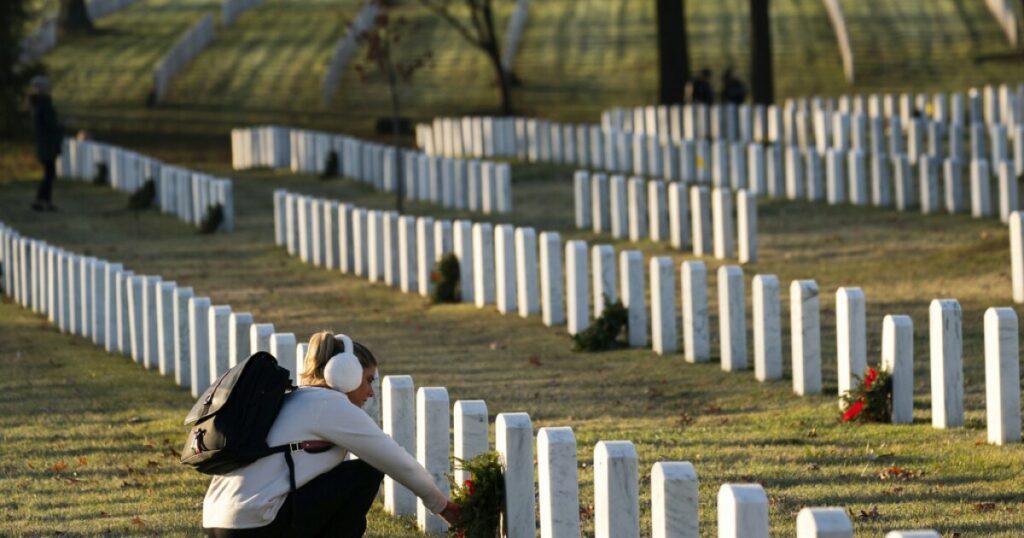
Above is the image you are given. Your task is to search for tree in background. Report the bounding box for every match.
[749,0,774,104]
[353,0,432,212]
[1,0,41,135]
[656,0,691,105]
[417,0,512,114]
[59,0,95,34]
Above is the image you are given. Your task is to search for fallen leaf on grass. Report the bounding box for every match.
[879,465,922,481]
[25,463,34,470]
[146,460,160,468]
[973,502,997,513]
[99,511,108,517]
[849,506,881,521]
[677,413,694,427]
[702,403,722,414]
[578,503,594,522]
[50,462,68,473]
[527,354,542,367]
[130,516,145,528]
[77,457,87,466]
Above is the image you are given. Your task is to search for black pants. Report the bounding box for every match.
[36,158,56,203]
[204,459,384,538]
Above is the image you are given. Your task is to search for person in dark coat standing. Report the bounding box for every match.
[720,67,748,105]
[687,68,714,105]
[29,76,63,211]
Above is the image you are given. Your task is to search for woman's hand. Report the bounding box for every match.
[439,500,461,526]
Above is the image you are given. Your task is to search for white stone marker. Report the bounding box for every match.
[496,413,535,538]
[80,257,94,339]
[591,245,617,317]
[610,175,628,239]
[712,187,735,260]
[648,180,669,241]
[416,387,450,534]
[836,287,867,402]
[651,462,698,538]
[90,259,106,345]
[574,171,592,228]
[352,208,368,277]
[492,224,517,314]
[882,315,914,424]
[796,507,853,538]
[515,227,540,317]
[127,275,144,362]
[650,257,677,355]
[969,159,992,218]
[752,275,781,381]
[415,217,435,297]
[985,307,1021,444]
[718,265,747,371]
[382,375,416,516]
[791,280,822,395]
[297,196,311,263]
[667,182,690,250]
[338,203,354,274]
[454,400,489,486]
[627,177,648,241]
[690,186,712,256]
[383,211,399,288]
[270,333,297,384]
[620,250,648,347]
[594,441,639,538]
[848,150,869,205]
[718,484,769,538]
[453,220,474,304]
[539,231,565,326]
[1013,212,1024,303]
[565,240,590,335]
[156,281,177,377]
[592,173,611,233]
[68,255,80,336]
[737,190,757,264]
[680,261,710,363]
[398,216,418,294]
[472,223,495,307]
[367,210,384,283]
[228,312,253,367]
[871,154,892,207]
[943,158,965,214]
[142,276,162,370]
[250,323,274,354]
[885,532,940,538]
[999,161,1019,223]
[208,305,232,383]
[537,427,580,538]
[310,198,324,267]
[172,287,193,388]
[919,156,940,214]
[929,299,963,428]
[188,297,212,398]
[826,148,847,204]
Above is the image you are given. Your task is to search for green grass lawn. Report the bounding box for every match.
[1,146,1023,535]
[33,0,1024,140]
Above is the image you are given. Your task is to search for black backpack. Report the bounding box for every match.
[180,352,331,489]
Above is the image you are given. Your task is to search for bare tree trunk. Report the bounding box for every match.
[387,64,404,213]
[656,0,690,104]
[481,4,512,115]
[749,0,774,104]
[59,0,94,34]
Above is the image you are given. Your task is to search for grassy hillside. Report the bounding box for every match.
[32,0,1023,139]
[1,153,1023,534]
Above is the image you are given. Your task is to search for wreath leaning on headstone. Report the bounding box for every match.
[93,162,108,185]
[448,451,505,538]
[840,367,893,423]
[572,295,628,352]
[198,204,224,234]
[431,253,461,304]
[321,151,339,179]
[127,179,156,210]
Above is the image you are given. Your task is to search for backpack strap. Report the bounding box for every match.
[268,440,335,531]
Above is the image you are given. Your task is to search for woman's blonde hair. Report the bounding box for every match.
[300,331,378,387]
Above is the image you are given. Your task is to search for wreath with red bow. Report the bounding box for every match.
[840,367,893,423]
[448,451,504,538]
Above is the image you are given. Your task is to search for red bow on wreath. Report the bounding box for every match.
[842,367,879,422]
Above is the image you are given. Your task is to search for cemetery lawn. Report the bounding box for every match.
[2,151,1024,535]
[39,0,1023,138]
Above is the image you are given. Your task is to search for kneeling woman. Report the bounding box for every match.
[203,331,459,537]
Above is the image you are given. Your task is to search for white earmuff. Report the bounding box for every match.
[323,334,364,393]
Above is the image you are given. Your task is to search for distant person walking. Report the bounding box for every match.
[29,76,63,211]
[687,69,714,105]
[720,68,747,105]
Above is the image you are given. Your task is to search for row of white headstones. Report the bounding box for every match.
[272,191,1023,446]
[58,137,235,232]
[153,14,215,103]
[573,172,758,264]
[0,220,950,537]
[231,125,513,214]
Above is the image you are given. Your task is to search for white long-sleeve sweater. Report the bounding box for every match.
[202,386,447,529]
